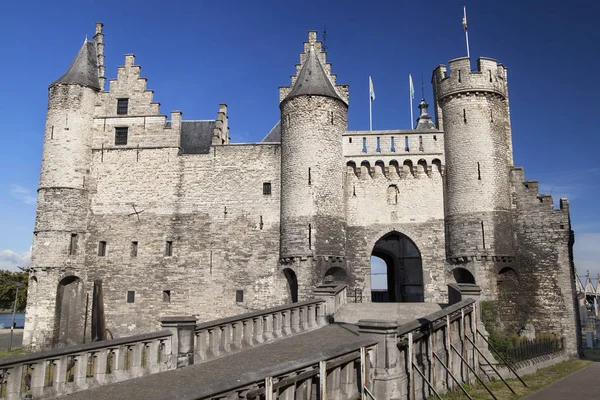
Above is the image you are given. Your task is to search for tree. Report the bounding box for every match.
[0,268,29,312]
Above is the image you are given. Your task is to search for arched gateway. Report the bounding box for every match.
[371,232,424,302]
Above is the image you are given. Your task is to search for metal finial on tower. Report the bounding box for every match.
[421,72,425,100]
[322,25,328,52]
[84,34,88,44]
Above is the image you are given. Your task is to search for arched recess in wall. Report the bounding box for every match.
[54,276,85,347]
[375,160,385,177]
[389,160,400,177]
[387,185,398,205]
[432,159,442,175]
[403,160,414,177]
[360,161,371,178]
[346,161,357,177]
[371,231,424,302]
[282,268,298,303]
[324,267,349,284]
[453,267,476,284]
[418,159,428,176]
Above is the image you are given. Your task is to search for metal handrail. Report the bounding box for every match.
[477,330,528,387]
[412,362,443,400]
[364,386,377,399]
[466,335,515,394]
[451,343,498,400]
[432,351,473,400]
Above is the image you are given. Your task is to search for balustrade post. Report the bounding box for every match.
[231,321,243,351]
[340,360,357,398]
[305,304,314,329]
[252,317,264,345]
[241,319,254,348]
[262,314,274,341]
[315,302,327,326]
[282,311,292,336]
[290,307,301,334]
[28,360,45,398]
[358,320,399,399]
[196,330,208,361]
[273,313,283,338]
[219,325,231,354]
[6,365,22,399]
[95,349,109,384]
[161,316,197,368]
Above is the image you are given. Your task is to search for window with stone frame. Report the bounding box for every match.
[117,98,129,115]
[115,127,128,145]
[263,182,272,195]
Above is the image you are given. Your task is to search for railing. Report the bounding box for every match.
[194,299,327,362]
[0,330,173,399]
[506,337,564,363]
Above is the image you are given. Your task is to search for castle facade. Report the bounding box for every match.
[23,24,579,354]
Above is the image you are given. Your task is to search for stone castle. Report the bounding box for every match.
[23,22,579,354]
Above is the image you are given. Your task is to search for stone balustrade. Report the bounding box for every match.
[0,330,173,399]
[195,299,327,362]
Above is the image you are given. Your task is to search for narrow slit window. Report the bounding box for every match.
[362,137,367,153]
[308,223,312,250]
[458,70,462,83]
[131,241,138,257]
[490,109,494,123]
[263,182,272,195]
[477,162,481,180]
[481,221,486,249]
[165,241,173,256]
[349,137,352,143]
[376,137,381,152]
[308,168,311,185]
[98,241,106,257]
[127,291,135,303]
[405,136,409,152]
[236,290,244,303]
[463,109,467,124]
[390,137,395,152]
[69,233,77,255]
[489,70,493,82]
[163,290,171,303]
[330,111,334,125]
[117,98,129,115]
[419,135,424,152]
[115,127,128,145]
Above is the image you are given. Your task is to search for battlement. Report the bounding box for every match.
[432,57,508,101]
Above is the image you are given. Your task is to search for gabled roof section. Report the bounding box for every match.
[279,31,348,105]
[180,121,216,154]
[576,274,585,293]
[284,46,342,103]
[51,41,100,90]
[262,121,281,143]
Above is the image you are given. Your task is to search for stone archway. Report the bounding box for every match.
[54,276,85,347]
[453,267,476,284]
[371,232,424,302]
[283,268,298,303]
[324,266,349,284]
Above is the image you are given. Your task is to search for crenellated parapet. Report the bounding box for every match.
[433,57,508,103]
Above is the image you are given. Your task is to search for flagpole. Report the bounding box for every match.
[369,90,372,132]
[464,6,470,58]
[409,74,414,129]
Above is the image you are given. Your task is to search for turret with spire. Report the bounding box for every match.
[279,31,349,300]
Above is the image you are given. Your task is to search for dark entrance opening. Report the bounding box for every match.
[283,268,298,303]
[371,232,424,302]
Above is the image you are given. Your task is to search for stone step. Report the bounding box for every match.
[333,302,444,324]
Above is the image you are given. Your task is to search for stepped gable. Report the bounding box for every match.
[180,120,216,154]
[51,41,100,90]
[283,45,343,103]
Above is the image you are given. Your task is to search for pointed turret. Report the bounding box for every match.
[283,45,344,103]
[415,98,436,130]
[51,41,100,90]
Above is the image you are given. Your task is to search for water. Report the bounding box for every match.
[0,313,25,329]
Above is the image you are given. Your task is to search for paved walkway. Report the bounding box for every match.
[0,329,23,351]
[65,324,376,400]
[523,362,600,400]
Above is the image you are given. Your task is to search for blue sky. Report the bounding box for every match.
[0,0,598,283]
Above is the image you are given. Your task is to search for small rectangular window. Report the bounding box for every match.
[362,137,367,153]
[115,127,128,145]
[165,241,173,256]
[419,135,424,152]
[263,182,272,195]
[117,98,129,115]
[349,137,352,143]
[236,290,244,303]
[98,241,106,257]
[391,137,395,152]
[163,290,171,303]
[131,241,138,257]
[405,136,410,152]
[69,233,78,255]
[376,137,381,153]
[127,291,135,303]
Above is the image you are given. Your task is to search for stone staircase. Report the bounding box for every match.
[332,302,444,324]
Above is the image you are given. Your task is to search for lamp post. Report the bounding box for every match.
[8,282,23,352]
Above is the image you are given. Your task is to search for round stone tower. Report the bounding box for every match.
[432,57,514,262]
[24,37,101,349]
[279,32,348,294]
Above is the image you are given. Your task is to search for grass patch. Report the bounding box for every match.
[0,348,29,358]
[433,358,591,399]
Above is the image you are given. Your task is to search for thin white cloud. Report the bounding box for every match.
[9,185,36,205]
[0,248,31,272]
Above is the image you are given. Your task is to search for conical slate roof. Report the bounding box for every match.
[415,98,436,130]
[51,41,100,90]
[284,46,343,103]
